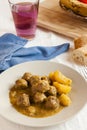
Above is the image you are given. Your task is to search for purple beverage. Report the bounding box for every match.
[11,2,38,39]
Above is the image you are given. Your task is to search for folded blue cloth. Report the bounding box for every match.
[0,33,70,72]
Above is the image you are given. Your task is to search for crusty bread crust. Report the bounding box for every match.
[72,45,87,65]
[59,0,87,17]
[74,35,87,49]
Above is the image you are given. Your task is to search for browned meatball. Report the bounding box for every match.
[29,75,41,86]
[36,80,50,93]
[45,96,59,109]
[16,93,30,107]
[34,92,46,103]
[41,76,51,84]
[47,86,57,96]
[15,79,28,88]
[22,72,32,81]
[31,79,50,94]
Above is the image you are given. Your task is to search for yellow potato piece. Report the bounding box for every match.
[53,82,71,94]
[59,94,71,106]
[53,71,72,85]
[49,72,54,81]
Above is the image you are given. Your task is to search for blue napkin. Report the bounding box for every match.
[0,33,70,72]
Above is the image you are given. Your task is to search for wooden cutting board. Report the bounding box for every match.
[37,0,87,39]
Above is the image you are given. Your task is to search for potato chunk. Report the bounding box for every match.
[59,94,71,106]
[49,72,54,81]
[53,71,72,85]
[53,82,71,94]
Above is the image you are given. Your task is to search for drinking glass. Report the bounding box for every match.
[8,0,39,39]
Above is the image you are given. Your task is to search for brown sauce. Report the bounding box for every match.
[9,71,71,118]
[9,88,64,118]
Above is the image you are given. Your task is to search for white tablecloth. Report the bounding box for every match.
[0,0,87,130]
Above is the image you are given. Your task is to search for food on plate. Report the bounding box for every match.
[59,94,71,106]
[45,96,60,109]
[53,82,71,94]
[72,35,87,65]
[59,0,87,17]
[9,71,72,118]
[49,70,72,85]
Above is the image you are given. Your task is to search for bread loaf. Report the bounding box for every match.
[59,0,87,17]
[72,45,87,65]
[72,35,87,65]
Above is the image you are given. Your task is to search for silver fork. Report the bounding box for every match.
[76,65,87,81]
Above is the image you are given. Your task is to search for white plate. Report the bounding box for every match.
[0,61,87,127]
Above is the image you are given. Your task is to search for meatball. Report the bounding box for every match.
[29,75,41,86]
[41,76,51,84]
[31,80,50,94]
[15,79,28,88]
[10,90,17,97]
[22,72,32,81]
[16,93,30,107]
[45,96,59,109]
[47,86,57,96]
[36,80,50,93]
[34,92,46,103]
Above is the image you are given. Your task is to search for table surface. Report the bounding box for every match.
[0,0,87,130]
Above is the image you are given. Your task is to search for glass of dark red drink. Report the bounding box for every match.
[8,0,39,39]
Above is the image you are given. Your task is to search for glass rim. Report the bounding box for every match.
[8,0,12,4]
[8,0,39,4]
